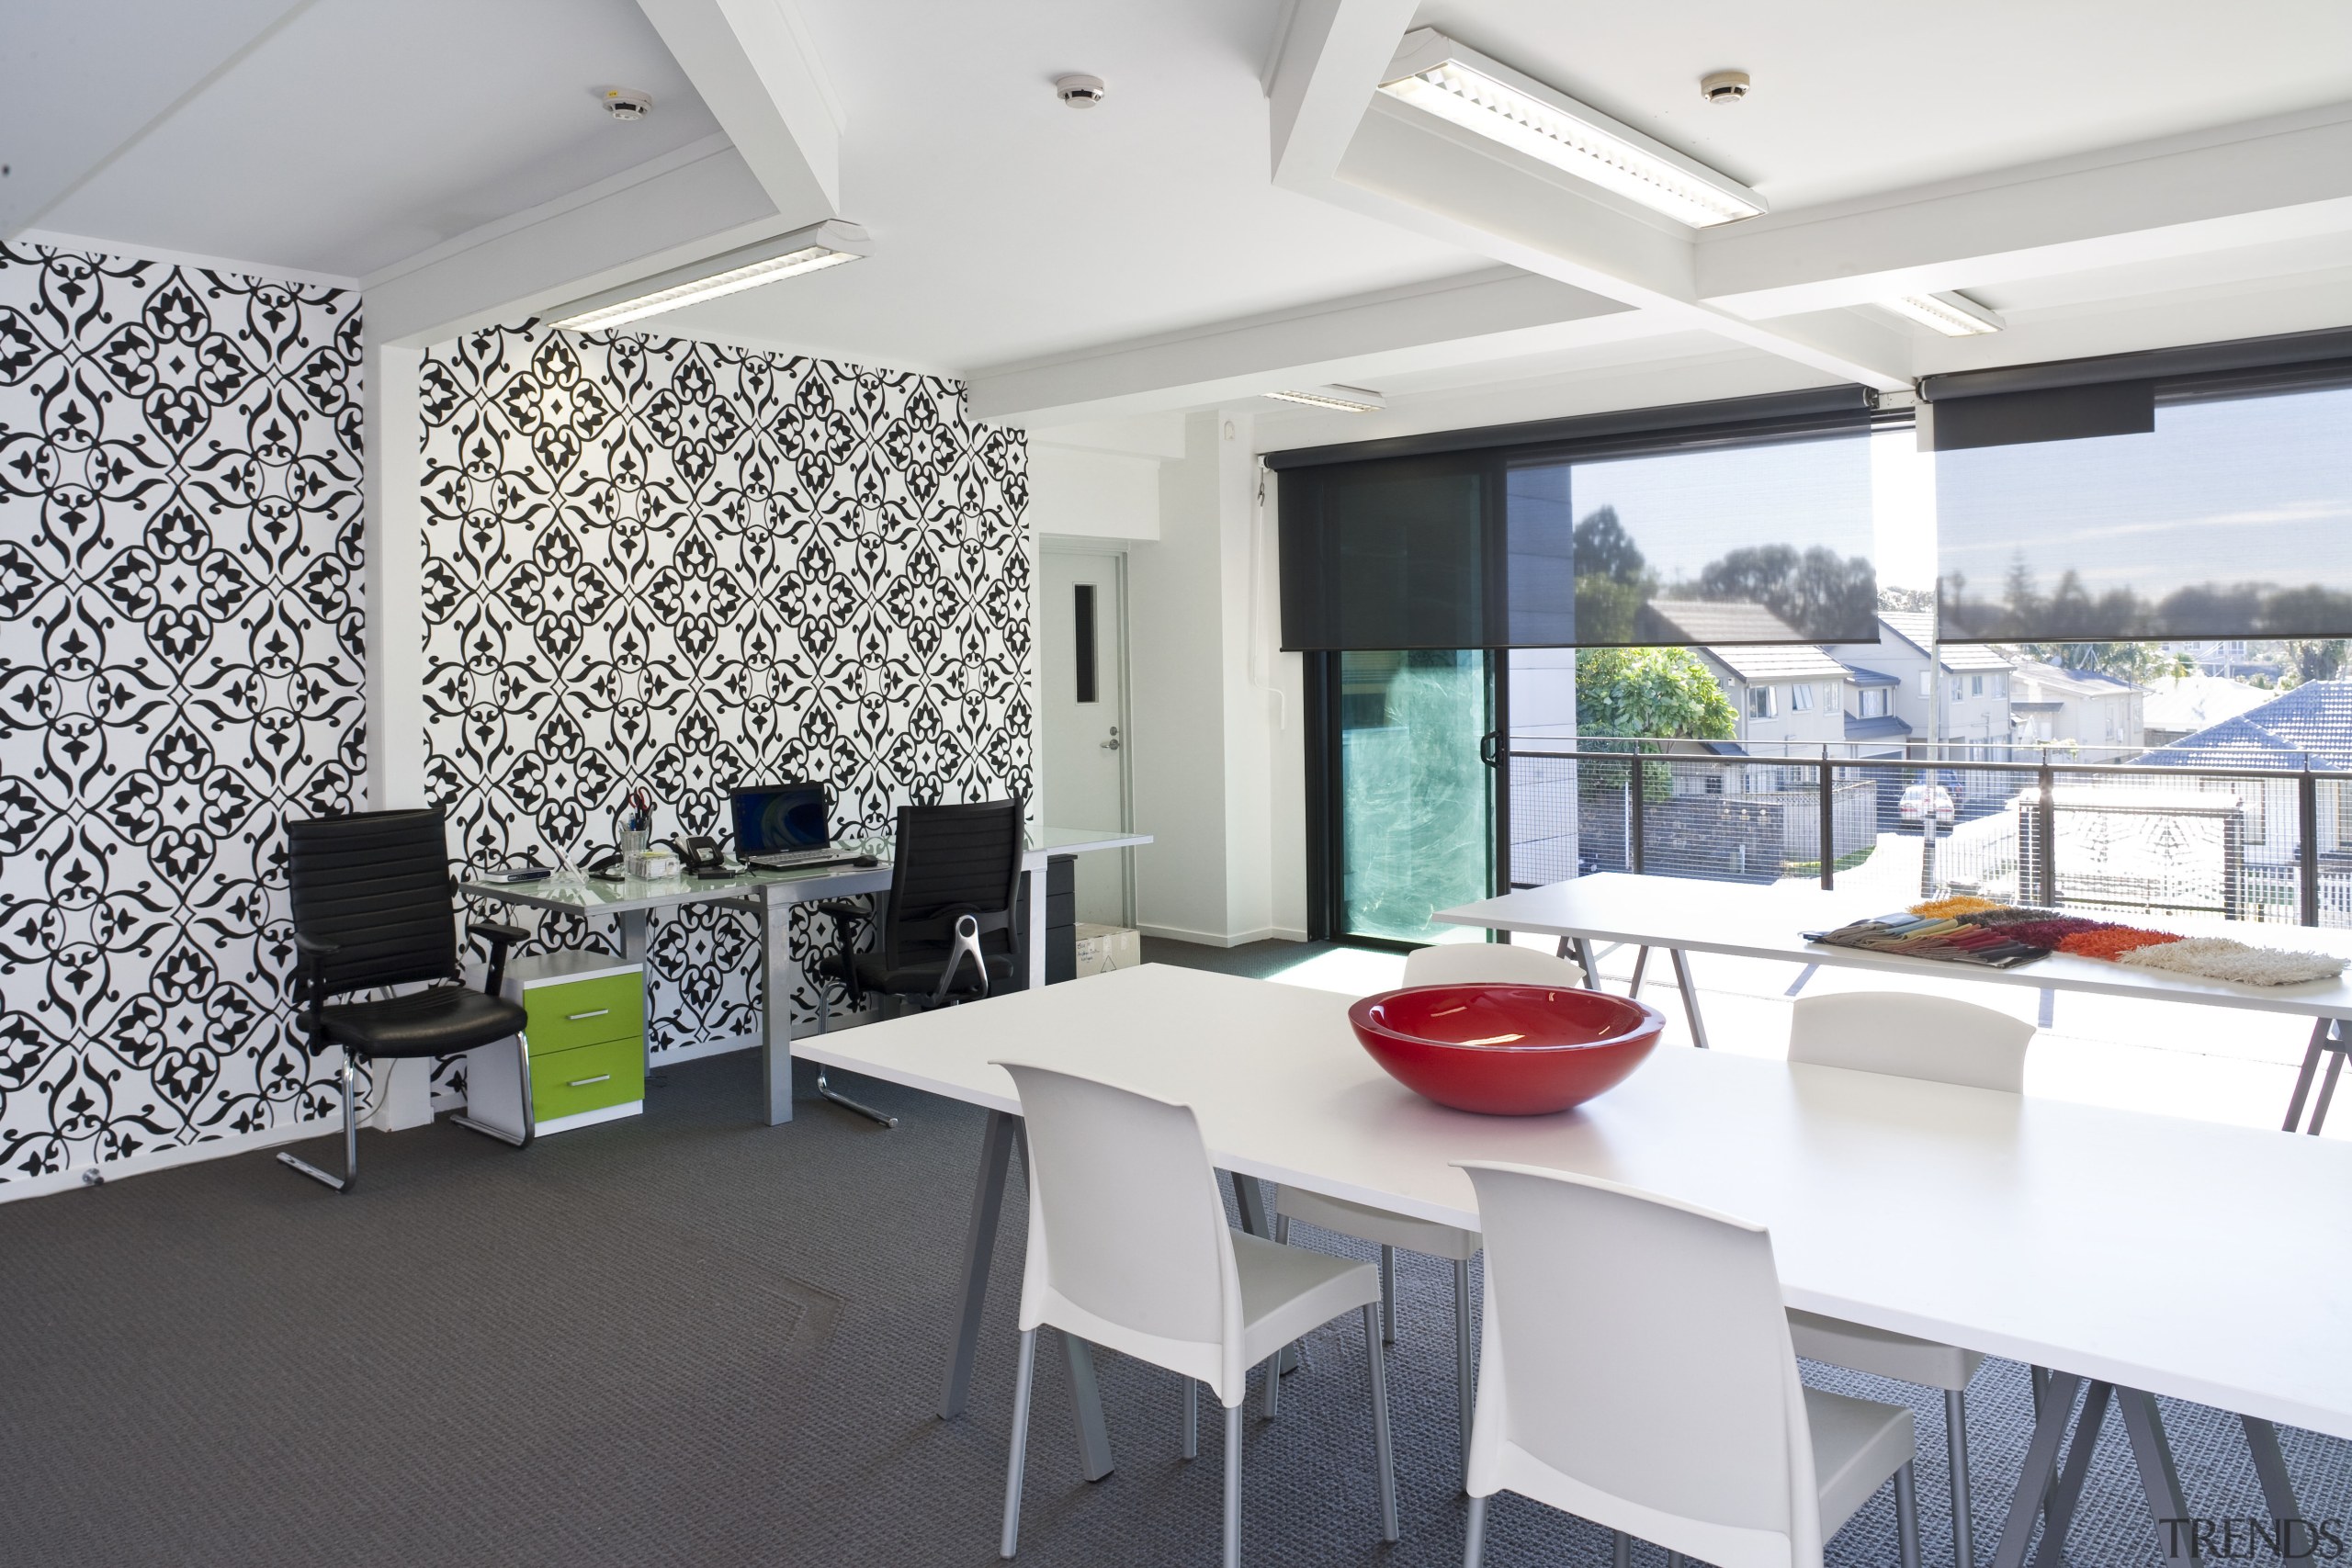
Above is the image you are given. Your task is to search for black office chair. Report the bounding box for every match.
[277,808,533,1192]
[812,796,1027,1127]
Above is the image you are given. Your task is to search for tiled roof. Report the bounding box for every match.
[2010,661,2140,699]
[2143,675,2272,734]
[1843,664,1901,687]
[1844,714,1912,740]
[2140,680,2352,771]
[1642,601,1849,682]
[1875,610,2011,672]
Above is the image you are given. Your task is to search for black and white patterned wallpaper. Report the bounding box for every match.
[0,243,366,1186]
[419,323,1032,1059]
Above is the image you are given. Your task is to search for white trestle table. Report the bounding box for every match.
[1439,872,2352,1135]
[796,962,2352,1568]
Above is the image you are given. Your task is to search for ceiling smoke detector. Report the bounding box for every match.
[1699,70,1751,105]
[1055,74,1108,108]
[605,86,654,121]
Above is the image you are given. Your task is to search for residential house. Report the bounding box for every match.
[1824,611,2014,788]
[1839,665,1911,759]
[2143,674,2272,748]
[2008,661,2146,752]
[1644,601,1852,768]
[2162,639,2285,682]
[2140,681,2352,905]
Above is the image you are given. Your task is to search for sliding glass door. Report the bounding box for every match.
[1332,649,1496,943]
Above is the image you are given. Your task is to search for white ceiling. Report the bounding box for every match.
[20,0,2352,434]
[652,0,1484,373]
[1412,0,2352,211]
[39,0,723,278]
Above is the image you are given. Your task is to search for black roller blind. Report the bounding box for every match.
[1937,373,2352,642]
[1275,393,1878,651]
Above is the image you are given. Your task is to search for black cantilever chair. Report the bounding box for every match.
[811,795,1027,1127]
[277,808,532,1193]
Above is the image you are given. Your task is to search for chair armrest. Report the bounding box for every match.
[292,931,342,956]
[469,921,530,996]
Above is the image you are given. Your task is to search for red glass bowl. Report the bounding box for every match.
[1349,983,1666,1116]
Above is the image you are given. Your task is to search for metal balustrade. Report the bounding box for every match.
[1497,736,2352,929]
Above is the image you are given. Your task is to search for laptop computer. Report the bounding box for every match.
[729,782,863,870]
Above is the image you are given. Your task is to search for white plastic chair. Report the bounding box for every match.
[1784,990,2033,1568]
[1459,1160,1922,1568]
[994,1061,1398,1566]
[1268,941,1569,1484]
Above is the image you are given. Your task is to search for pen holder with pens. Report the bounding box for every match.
[619,790,663,878]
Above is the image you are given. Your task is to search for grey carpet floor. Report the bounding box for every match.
[1,969,2344,1565]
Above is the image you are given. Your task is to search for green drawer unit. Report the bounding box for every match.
[529,1035,645,1122]
[462,952,648,1141]
[522,970,643,1054]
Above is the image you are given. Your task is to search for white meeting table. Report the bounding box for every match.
[460,826,1148,1124]
[1439,872,2352,1134]
[796,963,2352,1568]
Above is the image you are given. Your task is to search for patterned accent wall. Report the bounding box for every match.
[0,243,366,1186]
[419,323,1031,1058]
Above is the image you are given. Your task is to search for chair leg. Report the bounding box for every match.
[1947,1388,1974,1568]
[815,1067,899,1129]
[1453,1257,1475,1492]
[1223,1401,1244,1568]
[1363,1302,1399,1541]
[1379,1245,1396,1344]
[1000,1328,1037,1558]
[1895,1459,1923,1568]
[452,1035,534,1148]
[277,1054,359,1192]
[1182,1377,1198,1460]
[1262,1348,1282,1419]
[1612,1531,1631,1568]
[1463,1493,1487,1568]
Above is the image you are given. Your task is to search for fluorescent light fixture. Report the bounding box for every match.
[1377,28,1766,228]
[1879,290,2005,336]
[549,220,868,333]
[1263,385,1386,413]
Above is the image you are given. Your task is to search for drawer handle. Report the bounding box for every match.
[566,1073,613,1089]
[564,1008,611,1021]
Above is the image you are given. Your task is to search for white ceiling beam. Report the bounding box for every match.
[364,137,786,346]
[967,267,1643,426]
[633,0,842,221]
[1264,0,1420,191]
[1699,105,2352,319]
[2,0,313,239]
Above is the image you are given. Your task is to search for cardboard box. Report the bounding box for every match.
[1074,923,1140,977]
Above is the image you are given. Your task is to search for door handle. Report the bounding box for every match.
[564,1008,611,1021]
[1101,738,1121,750]
[565,1074,612,1089]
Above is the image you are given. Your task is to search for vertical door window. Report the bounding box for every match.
[1073,584,1098,703]
[1337,649,1494,942]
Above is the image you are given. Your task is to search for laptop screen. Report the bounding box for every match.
[729,783,830,854]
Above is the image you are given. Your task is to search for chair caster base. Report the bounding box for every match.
[817,1071,899,1128]
[277,1151,350,1192]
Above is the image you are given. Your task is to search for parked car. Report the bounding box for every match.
[1898,783,1957,827]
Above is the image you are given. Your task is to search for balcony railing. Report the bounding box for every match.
[1496,735,2352,928]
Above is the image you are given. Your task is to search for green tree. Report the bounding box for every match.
[2281,638,2349,685]
[1576,646,1737,740]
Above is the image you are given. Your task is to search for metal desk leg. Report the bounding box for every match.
[2031,1382,2111,1568]
[758,887,797,1124]
[2115,1388,2195,1568]
[2311,1046,2346,1136]
[1063,1331,1115,1482]
[1024,861,1048,991]
[2284,1019,2334,1132]
[940,1110,1020,1420]
[1574,938,1601,989]
[1669,947,1710,1049]
[616,909,652,1079]
[1989,1371,2082,1568]
[1627,945,1650,998]
[2241,1414,2302,1530]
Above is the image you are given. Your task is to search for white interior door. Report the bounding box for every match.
[1041,547,1132,926]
